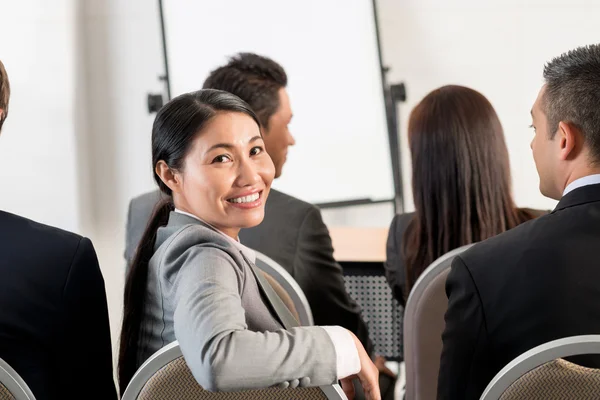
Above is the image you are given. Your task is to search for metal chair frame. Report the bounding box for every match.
[254,250,314,326]
[0,358,36,400]
[480,335,600,400]
[122,341,347,399]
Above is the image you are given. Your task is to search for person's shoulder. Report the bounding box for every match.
[265,189,319,229]
[517,207,550,218]
[268,189,315,214]
[390,212,415,234]
[459,212,550,273]
[158,221,240,263]
[0,211,91,282]
[155,221,245,283]
[0,210,83,246]
[130,189,164,208]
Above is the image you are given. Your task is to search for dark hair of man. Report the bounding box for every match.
[543,44,600,162]
[203,53,287,130]
[0,60,10,132]
[401,85,536,296]
[118,89,260,394]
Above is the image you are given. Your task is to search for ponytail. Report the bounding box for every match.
[118,199,173,394]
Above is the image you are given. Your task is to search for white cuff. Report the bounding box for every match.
[321,326,361,379]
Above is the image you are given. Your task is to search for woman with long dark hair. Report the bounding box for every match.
[119,89,379,399]
[384,85,543,304]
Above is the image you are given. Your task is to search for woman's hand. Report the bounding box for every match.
[340,332,381,400]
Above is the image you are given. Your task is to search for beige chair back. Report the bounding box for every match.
[403,244,474,400]
[481,335,600,400]
[254,251,314,326]
[122,341,347,400]
[0,358,35,400]
[261,270,300,323]
[0,383,16,400]
[499,359,600,399]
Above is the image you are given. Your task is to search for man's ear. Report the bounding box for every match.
[155,161,182,193]
[557,121,580,161]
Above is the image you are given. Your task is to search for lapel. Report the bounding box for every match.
[163,211,299,329]
[239,251,299,330]
[552,183,600,213]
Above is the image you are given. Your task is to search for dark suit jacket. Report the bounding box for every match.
[0,211,117,400]
[125,189,373,355]
[384,208,546,306]
[437,184,600,400]
[383,212,414,306]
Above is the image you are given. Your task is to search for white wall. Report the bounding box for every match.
[0,0,163,371]
[0,0,83,232]
[377,0,600,212]
[81,0,164,356]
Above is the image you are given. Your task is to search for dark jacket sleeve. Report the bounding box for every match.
[59,238,118,399]
[437,256,488,400]
[293,207,374,356]
[384,215,407,306]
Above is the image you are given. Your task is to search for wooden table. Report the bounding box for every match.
[328,227,389,263]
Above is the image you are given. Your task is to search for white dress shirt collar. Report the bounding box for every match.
[174,208,256,263]
[562,174,600,196]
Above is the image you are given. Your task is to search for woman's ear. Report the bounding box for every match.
[155,161,182,193]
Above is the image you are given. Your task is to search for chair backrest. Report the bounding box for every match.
[0,358,36,400]
[261,269,301,323]
[481,335,600,400]
[254,250,314,326]
[403,244,475,400]
[122,341,347,400]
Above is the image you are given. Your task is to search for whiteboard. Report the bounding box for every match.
[386,0,600,212]
[162,0,394,204]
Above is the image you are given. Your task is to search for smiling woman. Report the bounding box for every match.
[118,89,381,399]
[155,110,274,238]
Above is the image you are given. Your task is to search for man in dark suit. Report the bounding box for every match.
[0,61,117,399]
[438,44,600,399]
[125,53,384,371]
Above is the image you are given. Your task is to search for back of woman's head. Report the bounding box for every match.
[118,89,259,394]
[402,85,530,292]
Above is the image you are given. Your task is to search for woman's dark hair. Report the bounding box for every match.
[402,85,535,295]
[118,89,260,393]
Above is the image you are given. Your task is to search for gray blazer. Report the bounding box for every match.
[139,211,337,391]
[126,188,373,354]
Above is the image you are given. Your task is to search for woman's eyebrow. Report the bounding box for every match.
[206,143,234,152]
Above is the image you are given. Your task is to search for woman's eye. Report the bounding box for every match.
[212,155,232,163]
[250,146,263,156]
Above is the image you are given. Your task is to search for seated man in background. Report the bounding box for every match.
[438,43,600,400]
[0,61,117,399]
[126,53,394,397]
